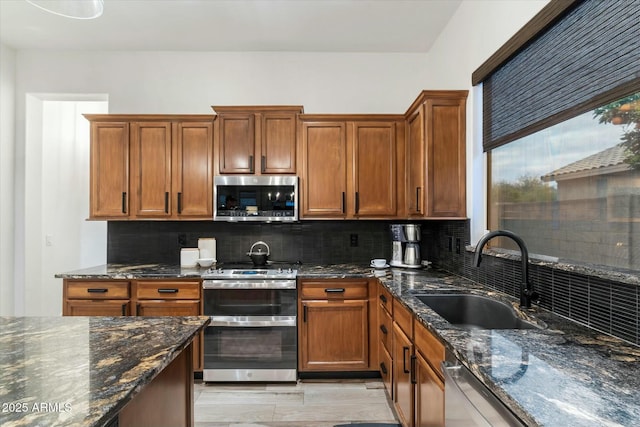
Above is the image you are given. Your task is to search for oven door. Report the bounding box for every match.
[203,287,297,317]
[203,316,297,382]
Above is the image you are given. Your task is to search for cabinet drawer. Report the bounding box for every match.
[393,298,413,338]
[414,319,445,379]
[135,281,200,299]
[66,281,130,299]
[378,304,393,352]
[300,280,368,300]
[378,283,393,315]
[379,344,393,396]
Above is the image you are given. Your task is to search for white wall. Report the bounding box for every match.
[427,0,549,243]
[0,43,16,315]
[22,98,108,316]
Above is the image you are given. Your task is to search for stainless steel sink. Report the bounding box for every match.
[413,293,540,329]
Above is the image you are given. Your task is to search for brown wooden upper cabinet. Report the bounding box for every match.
[212,106,303,175]
[85,115,214,220]
[405,91,467,218]
[299,115,404,219]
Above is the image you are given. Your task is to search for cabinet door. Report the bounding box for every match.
[135,301,202,371]
[261,112,297,174]
[300,121,348,218]
[393,322,414,427]
[415,351,444,427]
[65,300,130,316]
[89,121,130,218]
[425,97,466,217]
[130,121,172,218]
[174,121,213,218]
[406,107,425,216]
[352,122,397,217]
[299,299,368,371]
[218,113,255,174]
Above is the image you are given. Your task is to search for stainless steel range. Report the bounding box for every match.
[201,263,298,382]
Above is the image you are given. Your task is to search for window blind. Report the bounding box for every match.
[480,0,640,151]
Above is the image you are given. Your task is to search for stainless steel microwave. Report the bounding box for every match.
[214,175,298,222]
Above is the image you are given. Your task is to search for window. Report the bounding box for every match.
[489,93,640,270]
[476,0,640,272]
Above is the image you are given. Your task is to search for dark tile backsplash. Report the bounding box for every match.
[107,219,639,345]
[108,220,408,265]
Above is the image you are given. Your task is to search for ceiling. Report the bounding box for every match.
[0,0,462,52]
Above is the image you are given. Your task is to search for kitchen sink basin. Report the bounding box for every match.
[413,293,540,329]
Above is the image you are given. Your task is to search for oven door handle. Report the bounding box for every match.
[208,315,296,327]
[203,280,296,289]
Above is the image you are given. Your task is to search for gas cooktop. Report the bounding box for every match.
[202,261,300,279]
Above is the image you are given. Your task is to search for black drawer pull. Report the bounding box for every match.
[379,294,387,303]
[380,324,388,335]
[121,304,127,316]
[324,288,345,293]
[380,362,388,375]
[87,288,108,293]
[157,288,179,293]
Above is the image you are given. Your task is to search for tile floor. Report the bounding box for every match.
[194,379,399,427]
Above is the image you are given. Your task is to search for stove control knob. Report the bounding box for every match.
[277,267,283,273]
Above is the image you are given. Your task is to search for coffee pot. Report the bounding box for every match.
[390,224,422,268]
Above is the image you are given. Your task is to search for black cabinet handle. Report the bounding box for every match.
[122,192,127,214]
[403,346,410,374]
[341,192,346,214]
[379,294,387,303]
[249,155,254,173]
[135,303,140,316]
[177,192,182,214]
[380,362,388,375]
[261,155,266,173]
[157,288,179,293]
[164,192,169,213]
[380,324,388,335]
[355,192,359,214]
[324,288,345,293]
[87,288,108,293]
[303,305,308,322]
[416,187,422,213]
[411,355,417,384]
[121,304,127,316]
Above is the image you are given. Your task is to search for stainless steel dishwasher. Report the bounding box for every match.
[442,351,526,427]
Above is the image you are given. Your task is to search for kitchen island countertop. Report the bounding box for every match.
[56,262,640,426]
[0,316,209,427]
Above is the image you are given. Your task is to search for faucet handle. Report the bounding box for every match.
[523,288,540,304]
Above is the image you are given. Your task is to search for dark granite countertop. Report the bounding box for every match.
[55,262,640,426]
[0,316,209,427]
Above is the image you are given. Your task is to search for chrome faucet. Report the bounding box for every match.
[473,230,539,308]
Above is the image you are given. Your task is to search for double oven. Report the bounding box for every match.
[201,265,298,382]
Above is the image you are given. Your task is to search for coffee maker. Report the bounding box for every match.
[390,224,421,268]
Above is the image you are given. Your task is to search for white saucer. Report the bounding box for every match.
[370,263,390,269]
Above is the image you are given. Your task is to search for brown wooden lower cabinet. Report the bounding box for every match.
[298,278,376,372]
[62,278,203,372]
[415,351,444,427]
[118,343,193,427]
[393,321,414,427]
[65,300,131,316]
[377,280,446,427]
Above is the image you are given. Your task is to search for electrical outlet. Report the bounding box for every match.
[448,236,453,252]
[178,234,187,246]
[456,238,461,254]
[350,233,359,247]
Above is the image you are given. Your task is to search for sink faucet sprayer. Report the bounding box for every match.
[473,230,539,308]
